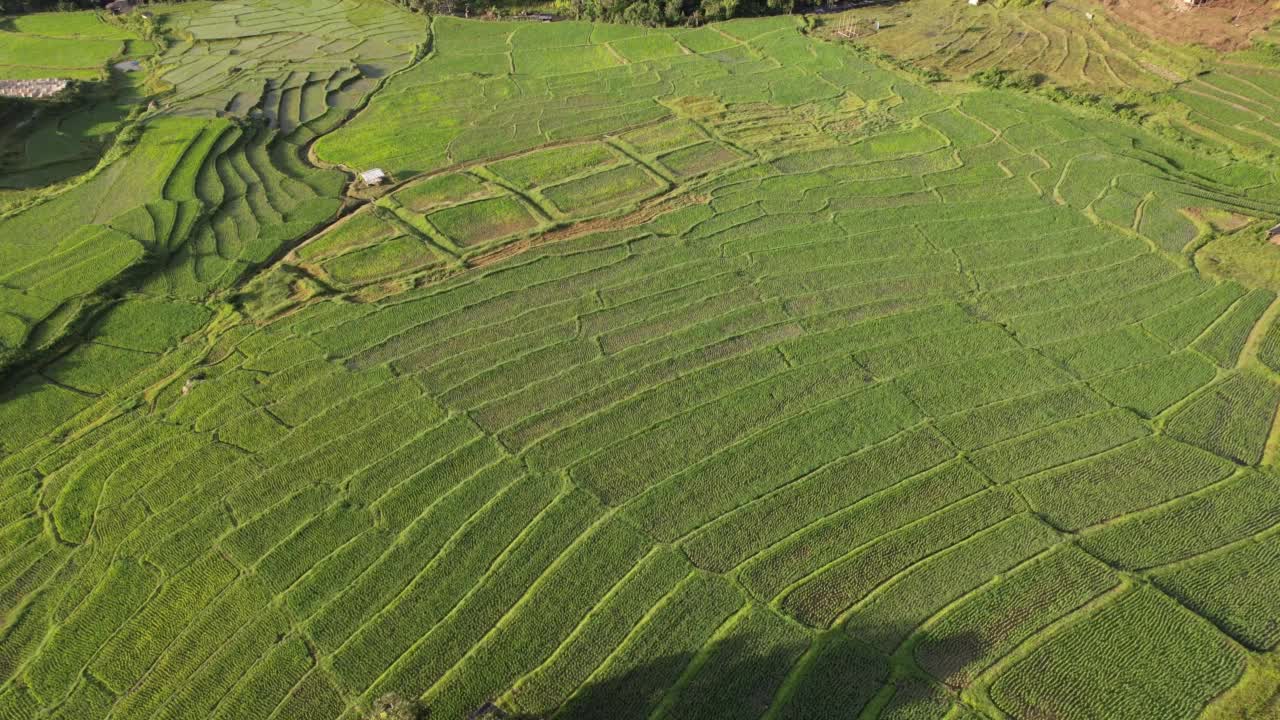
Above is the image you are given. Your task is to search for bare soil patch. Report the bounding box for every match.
[1099,0,1280,51]
[1187,206,1257,232]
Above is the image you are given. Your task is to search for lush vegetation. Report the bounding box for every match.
[0,12,156,195]
[2,3,1280,720]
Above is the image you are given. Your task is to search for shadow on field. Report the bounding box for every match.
[498,624,989,720]
[0,87,133,191]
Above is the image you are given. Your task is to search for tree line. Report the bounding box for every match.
[1,0,96,14]
[2,0,842,30]
[391,0,846,25]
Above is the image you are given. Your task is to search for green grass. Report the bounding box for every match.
[990,586,1246,720]
[1018,436,1237,531]
[658,141,744,178]
[543,164,665,215]
[4,6,1280,720]
[427,194,541,248]
[44,342,157,395]
[391,172,491,212]
[1154,529,1280,651]
[297,206,402,262]
[619,119,706,154]
[0,11,131,75]
[1090,351,1218,417]
[488,142,622,189]
[1164,371,1280,464]
[0,11,153,194]
[92,298,212,352]
[322,235,442,285]
[915,545,1120,688]
[513,44,622,76]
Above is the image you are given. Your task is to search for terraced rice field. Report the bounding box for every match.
[2,4,1280,720]
[0,12,157,192]
[0,12,151,81]
[825,0,1204,91]
[1173,54,1280,157]
[825,0,1280,160]
[0,0,422,370]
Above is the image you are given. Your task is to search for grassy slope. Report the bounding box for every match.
[815,0,1280,164]
[0,11,159,198]
[0,11,145,79]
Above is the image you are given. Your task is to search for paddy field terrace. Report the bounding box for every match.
[1,3,1280,720]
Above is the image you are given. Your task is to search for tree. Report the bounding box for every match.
[553,0,585,19]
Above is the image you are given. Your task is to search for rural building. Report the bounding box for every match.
[1270,222,1280,240]
[0,78,70,99]
[359,168,388,186]
[104,0,136,14]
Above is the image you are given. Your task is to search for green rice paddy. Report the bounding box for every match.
[0,12,145,80]
[2,2,1280,719]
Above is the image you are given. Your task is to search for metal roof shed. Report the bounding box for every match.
[359,168,387,186]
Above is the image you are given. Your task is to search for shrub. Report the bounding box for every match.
[361,693,428,720]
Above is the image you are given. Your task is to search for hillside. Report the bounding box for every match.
[2,2,1280,719]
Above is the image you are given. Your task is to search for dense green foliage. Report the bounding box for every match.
[3,3,1280,720]
[554,0,816,26]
